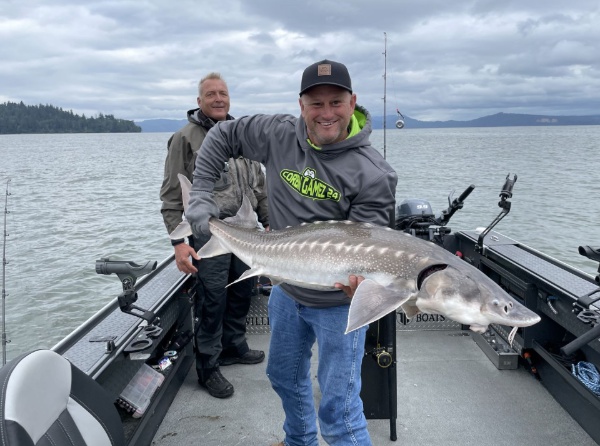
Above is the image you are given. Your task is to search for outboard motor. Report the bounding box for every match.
[395,199,435,231]
[395,184,475,245]
[394,198,451,244]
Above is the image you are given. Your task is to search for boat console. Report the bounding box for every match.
[28,173,598,445]
[394,176,600,443]
[53,255,196,446]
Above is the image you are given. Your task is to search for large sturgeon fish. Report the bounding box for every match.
[172,175,540,336]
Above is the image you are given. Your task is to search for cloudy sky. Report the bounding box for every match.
[1,0,598,122]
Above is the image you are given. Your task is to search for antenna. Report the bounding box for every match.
[2,179,11,366]
[383,32,387,160]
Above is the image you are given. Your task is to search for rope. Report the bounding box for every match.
[507,326,518,347]
[571,361,600,396]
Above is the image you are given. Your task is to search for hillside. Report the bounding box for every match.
[0,102,141,134]
[137,112,600,132]
[136,118,188,132]
[372,112,600,130]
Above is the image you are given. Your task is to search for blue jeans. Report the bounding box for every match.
[266,285,371,446]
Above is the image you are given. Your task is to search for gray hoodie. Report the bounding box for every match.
[189,105,397,307]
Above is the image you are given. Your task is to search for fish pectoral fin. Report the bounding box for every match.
[346,279,413,334]
[196,237,230,258]
[169,220,192,240]
[226,267,262,288]
[469,324,488,334]
[400,302,421,319]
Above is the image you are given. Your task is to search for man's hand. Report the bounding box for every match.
[187,191,219,237]
[174,243,200,274]
[334,275,365,298]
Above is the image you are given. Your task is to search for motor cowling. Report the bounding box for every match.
[395,199,435,230]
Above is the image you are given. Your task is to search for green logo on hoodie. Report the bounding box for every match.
[280,167,341,202]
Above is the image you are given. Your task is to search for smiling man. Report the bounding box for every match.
[299,60,357,147]
[160,72,269,399]
[186,59,397,445]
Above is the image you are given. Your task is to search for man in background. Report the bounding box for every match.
[160,72,268,398]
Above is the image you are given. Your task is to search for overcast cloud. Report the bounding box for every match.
[1,0,598,122]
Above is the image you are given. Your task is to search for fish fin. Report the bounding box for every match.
[197,237,230,258]
[346,279,413,334]
[167,174,194,240]
[226,267,263,287]
[177,173,192,213]
[400,302,421,319]
[223,195,259,229]
[169,220,192,240]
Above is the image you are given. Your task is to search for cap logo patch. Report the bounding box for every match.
[317,64,332,76]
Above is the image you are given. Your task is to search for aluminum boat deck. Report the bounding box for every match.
[152,309,596,445]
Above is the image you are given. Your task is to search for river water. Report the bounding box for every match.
[1,126,599,361]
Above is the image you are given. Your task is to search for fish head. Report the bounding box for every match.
[416,264,540,332]
[477,278,541,328]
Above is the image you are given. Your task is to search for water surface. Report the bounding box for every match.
[1,126,598,360]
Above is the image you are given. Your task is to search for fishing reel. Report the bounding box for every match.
[95,258,159,325]
[395,108,405,129]
[370,346,393,368]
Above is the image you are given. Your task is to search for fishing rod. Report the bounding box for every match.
[2,179,10,366]
[382,32,405,152]
[383,31,387,160]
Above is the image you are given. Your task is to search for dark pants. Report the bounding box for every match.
[192,236,255,377]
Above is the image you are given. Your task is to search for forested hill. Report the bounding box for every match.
[0,102,141,134]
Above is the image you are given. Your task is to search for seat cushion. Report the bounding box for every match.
[0,350,125,446]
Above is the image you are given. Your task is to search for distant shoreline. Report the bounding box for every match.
[136,112,600,132]
[2,110,598,134]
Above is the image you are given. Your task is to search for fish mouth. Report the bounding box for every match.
[483,300,541,327]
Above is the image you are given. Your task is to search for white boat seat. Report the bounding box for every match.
[0,349,125,446]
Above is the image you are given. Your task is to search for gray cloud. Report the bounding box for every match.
[1,0,598,122]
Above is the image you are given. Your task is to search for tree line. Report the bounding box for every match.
[0,101,141,134]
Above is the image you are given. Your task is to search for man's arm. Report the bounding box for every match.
[161,131,200,274]
[160,132,193,234]
[348,170,398,226]
[187,116,271,236]
[335,169,397,298]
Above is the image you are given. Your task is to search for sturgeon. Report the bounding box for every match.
[171,174,541,335]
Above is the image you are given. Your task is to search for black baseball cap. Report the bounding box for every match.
[299,59,352,96]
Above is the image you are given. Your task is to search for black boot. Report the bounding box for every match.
[198,367,234,398]
[219,349,265,366]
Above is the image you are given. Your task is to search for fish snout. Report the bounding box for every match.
[484,296,541,327]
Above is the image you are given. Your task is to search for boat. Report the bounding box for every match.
[1,39,598,445]
[1,172,599,445]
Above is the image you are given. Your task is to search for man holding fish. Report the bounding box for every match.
[185,59,395,446]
